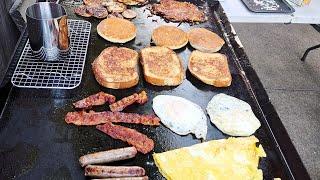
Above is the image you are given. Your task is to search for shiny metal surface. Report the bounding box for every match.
[26,2,69,61]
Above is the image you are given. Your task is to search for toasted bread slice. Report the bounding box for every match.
[97,18,136,43]
[188,28,225,53]
[92,47,139,89]
[140,46,184,86]
[151,26,188,50]
[188,51,231,87]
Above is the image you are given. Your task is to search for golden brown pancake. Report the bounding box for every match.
[151,26,188,50]
[188,28,225,53]
[97,18,136,43]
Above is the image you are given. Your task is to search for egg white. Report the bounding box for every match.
[153,95,207,139]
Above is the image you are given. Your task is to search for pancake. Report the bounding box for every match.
[188,28,225,53]
[97,18,137,43]
[151,26,188,50]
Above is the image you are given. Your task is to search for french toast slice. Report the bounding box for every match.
[140,46,184,86]
[188,50,231,87]
[92,47,139,89]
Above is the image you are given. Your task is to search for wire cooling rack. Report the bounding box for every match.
[11,19,91,89]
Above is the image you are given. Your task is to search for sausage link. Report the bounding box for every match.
[79,147,137,167]
[85,165,145,178]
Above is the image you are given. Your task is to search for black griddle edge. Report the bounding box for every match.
[0,2,310,179]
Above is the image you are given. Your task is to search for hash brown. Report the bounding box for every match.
[152,0,206,22]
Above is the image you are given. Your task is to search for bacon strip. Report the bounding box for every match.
[65,111,160,126]
[96,123,154,154]
[73,92,116,109]
[109,91,148,112]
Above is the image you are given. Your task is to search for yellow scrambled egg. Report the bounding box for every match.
[153,136,266,180]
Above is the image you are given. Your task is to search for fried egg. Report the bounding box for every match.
[152,95,207,139]
[153,136,266,180]
[206,93,261,136]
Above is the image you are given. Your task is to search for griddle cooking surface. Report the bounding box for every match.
[0,0,297,179]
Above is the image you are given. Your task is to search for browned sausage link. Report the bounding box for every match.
[85,165,146,178]
[91,176,148,180]
[79,147,137,167]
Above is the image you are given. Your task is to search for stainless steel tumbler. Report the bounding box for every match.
[26,2,69,61]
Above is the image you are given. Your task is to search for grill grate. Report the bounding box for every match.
[11,20,91,89]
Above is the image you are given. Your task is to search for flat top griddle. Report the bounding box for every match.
[0,1,309,180]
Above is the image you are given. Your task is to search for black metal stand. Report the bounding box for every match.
[301,44,320,61]
[301,24,320,61]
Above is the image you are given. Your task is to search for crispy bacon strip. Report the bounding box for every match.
[65,111,160,126]
[73,92,116,109]
[96,123,154,154]
[109,91,148,112]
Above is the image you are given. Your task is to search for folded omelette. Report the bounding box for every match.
[153,136,266,180]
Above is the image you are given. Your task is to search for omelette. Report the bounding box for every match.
[153,136,266,180]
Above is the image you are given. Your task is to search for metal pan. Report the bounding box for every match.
[0,0,309,179]
[241,0,295,13]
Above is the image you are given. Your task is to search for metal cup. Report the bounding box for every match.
[26,2,69,61]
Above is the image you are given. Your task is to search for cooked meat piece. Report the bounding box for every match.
[109,91,148,112]
[86,4,109,19]
[136,91,148,104]
[58,16,69,50]
[101,0,115,6]
[117,0,146,6]
[92,177,148,180]
[74,5,92,17]
[85,165,145,178]
[122,9,137,19]
[79,147,137,167]
[65,111,160,126]
[107,12,124,19]
[83,0,102,5]
[110,94,137,112]
[73,92,116,109]
[107,2,127,13]
[152,0,206,22]
[96,123,154,154]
